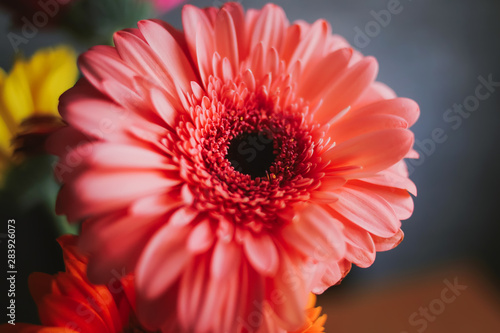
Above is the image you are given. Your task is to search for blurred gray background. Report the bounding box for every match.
[1,0,499,331]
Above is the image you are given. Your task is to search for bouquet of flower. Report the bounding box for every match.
[0,1,418,332]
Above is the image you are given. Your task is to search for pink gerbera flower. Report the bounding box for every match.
[49,2,418,332]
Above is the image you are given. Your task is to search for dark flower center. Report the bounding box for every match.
[226,132,276,179]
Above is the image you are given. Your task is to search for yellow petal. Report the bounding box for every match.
[27,46,78,115]
[1,59,34,125]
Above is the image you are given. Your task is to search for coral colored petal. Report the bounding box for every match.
[282,204,345,261]
[317,176,347,192]
[221,2,246,60]
[342,225,376,268]
[113,30,176,95]
[81,213,165,284]
[345,242,376,268]
[298,48,353,102]
[138,20,197,93]
[363,162,417,196]
[250,4,288,54]
[78,45,136,88]
[312,259,352,293]
[215,8,240,76]
[136,223,192,300]
[265,253,308,331]
[149,87,178,128]
[350,180,414,220]
[78,48,144,110]
[372,229,405,251]
[57,170,179,220]
[332,187,400,237]
[178,256,209,330]
[130,193,182,217]
[182,5,215,85]
[187,219,215,254]
[217,266,241,333]
[243,232,279,276]
[337,217,376,257]
[87,143,169,169]
[210,239,241,280]
[59,91,134,141]
[330,114,408,145]
[287,19,330,71]
[353,81,398,109]
[347,97,420,128]
[169,206,199,227]
[314,57,379,124]
[324,128,414,177]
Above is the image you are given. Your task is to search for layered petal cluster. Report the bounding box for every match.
[50,2,418,332]
[0,46,78,178]
[0,235,325,333]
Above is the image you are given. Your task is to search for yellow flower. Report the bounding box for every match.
[291,293,327,333]
[0,46,78,178]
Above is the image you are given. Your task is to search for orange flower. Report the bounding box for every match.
[293,294,327,333]
[0,235,143,333]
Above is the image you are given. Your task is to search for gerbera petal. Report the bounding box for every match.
[243,232,279,276]
[59,83,135,141]
[313,56,379,124]
[311,259,352,293]
[136,222,192,299]
[281,204,345,261]
[178,256,209,330]
[265,253,308,331]
[324,128,414,177]
[57,170,180,220]
[113,30,177,96]
[330,113,408,144]
[130,193,182,216]
[221,2,246,60]
[332,186,400,237]
[187,219,215,254]
[372,229,405,251]
[287,19,330,71]
[297,47,353,102]
[86,142,170,169]
[346,97,420,127]
[362,160,417,196]
[182,5,215,86]
[343,231,376,268]
[81,212,165,284]
[215,7,240,77]
[78,46,136,92]
[352,81,398,109]
[350,180,414,220]
[137,19,197,93]
[250,4,287,55]
[211,238,241,280]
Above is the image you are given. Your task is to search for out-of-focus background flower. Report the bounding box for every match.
[0,0,499,332]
